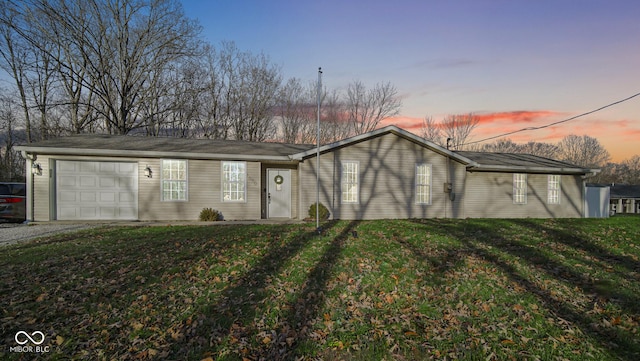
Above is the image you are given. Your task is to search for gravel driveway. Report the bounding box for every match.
[0,222,100,246]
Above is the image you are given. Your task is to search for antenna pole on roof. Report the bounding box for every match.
[316,67,322,232]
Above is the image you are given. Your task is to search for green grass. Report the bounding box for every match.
[1,216,639,360]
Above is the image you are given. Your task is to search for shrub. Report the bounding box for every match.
[199,208,223,222]
[308,202,330,221]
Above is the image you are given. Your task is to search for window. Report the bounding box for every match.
[162,159,187,201]
[513,173,527,204]
[222,161,246,202]
[548,174,561,204]
[415,164,432,204]
[341,161,358,203]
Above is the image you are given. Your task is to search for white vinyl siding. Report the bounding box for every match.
[548,174,561,204]
[513,173,527,204]
[341,161,359,204]
[222,161,246,202]
[162,159,187,201]
[416,164,432,204]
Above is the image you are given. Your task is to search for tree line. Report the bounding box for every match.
[0,0,401,181]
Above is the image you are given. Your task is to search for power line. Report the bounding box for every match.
[463,91,640,146]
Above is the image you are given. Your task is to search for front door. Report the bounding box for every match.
[267,169,291,218]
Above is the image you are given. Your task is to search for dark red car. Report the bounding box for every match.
[0,182,26,222]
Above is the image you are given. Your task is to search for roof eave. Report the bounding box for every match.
[15,145,296,162]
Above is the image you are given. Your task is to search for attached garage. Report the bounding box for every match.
[56,160,138,220]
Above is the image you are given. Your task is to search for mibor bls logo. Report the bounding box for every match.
[10,331,50,353]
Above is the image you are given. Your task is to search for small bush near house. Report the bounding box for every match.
[308,202,330,220]
[199,208,223,221]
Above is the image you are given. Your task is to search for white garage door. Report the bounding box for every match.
[56,160,138,220]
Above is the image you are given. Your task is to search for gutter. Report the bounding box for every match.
[15,146,297,162]
[466,164,598,175]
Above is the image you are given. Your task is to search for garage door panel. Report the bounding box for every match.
[119,163,136,173]
[100,192,116,202]
[59,191,77,202]
[80,192,96,202]
[80,176,96,187]
[79,207,97,218]
[100,208,116,218]
[100,177,116,187]
[59,176,77,187]
[80,162,98,173]
[100,162,115,173]
[56,160,138,220]
[58,207,78,219]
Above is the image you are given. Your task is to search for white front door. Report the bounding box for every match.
[267,169,291,218]
[56,160,138,220]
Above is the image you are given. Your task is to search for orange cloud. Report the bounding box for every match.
[475,110,562,125]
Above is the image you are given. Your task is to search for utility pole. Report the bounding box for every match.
[316,67,322,231]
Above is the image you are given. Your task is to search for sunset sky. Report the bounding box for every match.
[183,0,640,161]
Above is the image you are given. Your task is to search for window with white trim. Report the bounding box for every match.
[415,164,432,204]
[222,161,246,202]
[341,161,359,203]
[548,174,561,204]
[513,173,527,204]
[162,159,187,201]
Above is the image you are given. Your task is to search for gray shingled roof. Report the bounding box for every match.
[16,128,598,175]
[456,151,581,169]
[17,134,314,160]
[609,184,640,199]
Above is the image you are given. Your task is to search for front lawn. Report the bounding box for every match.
[1,217,639,360]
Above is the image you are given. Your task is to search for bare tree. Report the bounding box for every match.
[231,52,281,141]
[479,138,521,153]
[9,0,201,135]
[421,116,443,146]
[622,155,640,184]
[0,91,24,181]
[0,4,33,142]
[346,80,402,135]
[557,134,610,168]
[277,78,315,143]
[519,141,559,159]
[441,113,479,150]
[420,113,479,150]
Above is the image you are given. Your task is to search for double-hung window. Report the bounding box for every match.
[162,159,187,201]
[548,174,561,204]
[513,173,527,204]
[415,164,432,204]
[341,161,359,204]
[222,161,246,202]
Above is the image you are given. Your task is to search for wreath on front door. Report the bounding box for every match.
[274,175,284,185]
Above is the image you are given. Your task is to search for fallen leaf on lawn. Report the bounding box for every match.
[132,322,144,331]
[56,335,64,345]
[36,293,47,302]
[262,336,271,344]
[501,339,515,345]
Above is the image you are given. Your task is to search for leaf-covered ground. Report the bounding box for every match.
[1,216,639,360]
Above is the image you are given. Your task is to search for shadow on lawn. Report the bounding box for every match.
[169,220,360,360]
[408,219,640,361]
